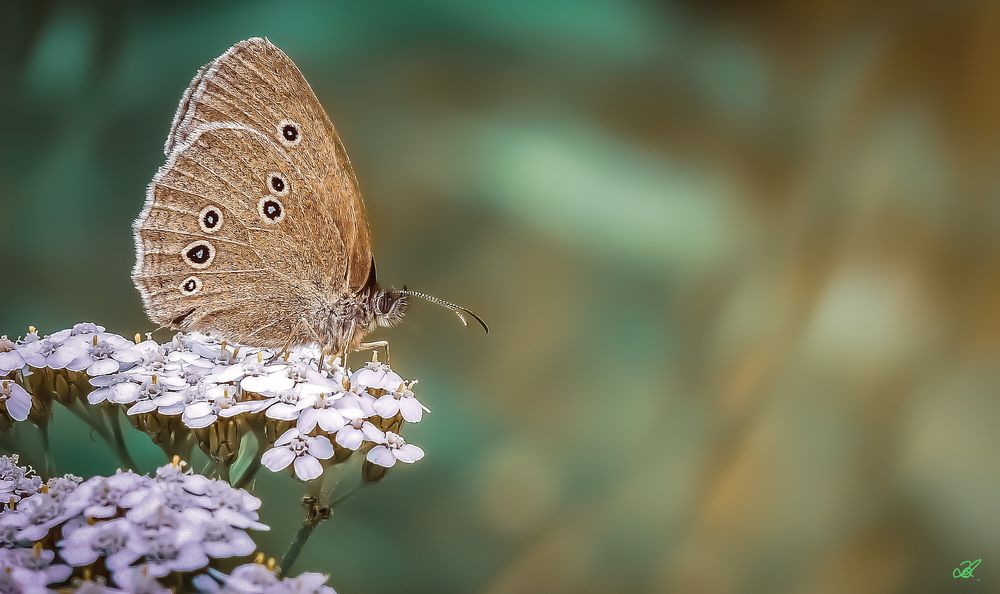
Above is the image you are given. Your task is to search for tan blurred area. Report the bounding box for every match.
[480,3,1000,594]
[2,1,1000,593]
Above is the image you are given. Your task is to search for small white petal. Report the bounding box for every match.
[394,443,425,463]
[366,446,397,467]
[361,421,386,443]
[336,427,364,450]
[398,396,424,423]
[373,394,400,418]
[274,428,299,446]
[307,436,334,460]
[261,447,295,472]
[294,455,323,481]
[126,401,158,415]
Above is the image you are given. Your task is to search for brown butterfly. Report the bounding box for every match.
[132,37,486,356]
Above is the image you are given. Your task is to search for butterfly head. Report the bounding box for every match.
[371,290,408,329]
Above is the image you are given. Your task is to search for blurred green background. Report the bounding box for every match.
[3,1,999,593]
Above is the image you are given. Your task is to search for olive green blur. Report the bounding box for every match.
[2,1,999,593]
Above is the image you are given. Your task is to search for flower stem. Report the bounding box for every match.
[278,473,332,575]
[38,424,55,476]
[104,407,141,472]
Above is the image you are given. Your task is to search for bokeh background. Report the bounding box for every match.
[2,1,999,592]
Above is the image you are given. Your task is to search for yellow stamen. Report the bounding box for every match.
[27,326,36,334]
[171,455,181,467]
[134,333,142,344]
[371,350,379,363]
[40,484,48,494]
[255,552,266,564]
[283,349,290,362]
[87,516,96,525]
[151,374,158,385]
[1,380,7,390]
[231,346,241,360]
[7,496,15,510]
[33,541,41,558]
[341,376,350,390]
[266,557,277,570]
[257,352,263,363]
[83,566,92,581]
[92,335,98,346]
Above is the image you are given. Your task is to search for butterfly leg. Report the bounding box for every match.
[357,340,390,364]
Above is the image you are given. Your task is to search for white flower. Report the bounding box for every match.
[296,393,365,434]
[60,334,143,377]
[182,387,265,428]
[372,381,426,423]
[366,431,425,468]
[119,520,208,578]
[334,418,385,451]
[17,337,67,369]
[261,429,333,481]
[263,388,317,421]
[351,361,404,393]
[9,493,71,540]
[195,481,265,530]
[0,336,25,375]
[124,380,183,416]
[0,378,31,422]
[88,373,140,405]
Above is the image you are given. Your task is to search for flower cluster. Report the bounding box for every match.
[1,323,427,482]
[0,456,335,593]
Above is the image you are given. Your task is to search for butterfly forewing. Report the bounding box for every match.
[165,37,372,290]
[134,38,374,347]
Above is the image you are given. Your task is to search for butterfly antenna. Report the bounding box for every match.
[396,290,489,334]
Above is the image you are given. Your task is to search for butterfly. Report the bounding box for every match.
[132,38,486,356]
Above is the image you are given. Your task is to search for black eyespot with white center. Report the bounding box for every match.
[198,205,223,233]
[276,119,302,147]
[181,241,215,269]
[268,173,289,196]
[258,196,285,224]
[179,276,202,296]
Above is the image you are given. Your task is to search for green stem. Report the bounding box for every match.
[104,407,141,472]
[38,424,55,476]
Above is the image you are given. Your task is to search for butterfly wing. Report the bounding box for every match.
[133,38,373,347]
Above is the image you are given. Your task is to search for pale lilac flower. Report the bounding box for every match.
[89,373,145,405]
[366,431,425,468]
[0,547,73,592]
[0,378,31,422]
[17,337,67,369]
[61,333,142,377]
[49,322,105,343]
[123,522,208,579]
[372,381,425,423]
[0,336,25,375]
[58,517,141,571]
[182,508,257,558]
[10,493,71,540]
[0,455,41,504]
[195,481,265,530]
[64,472,145,519]
[124,380,183,416]
[261,429,333,481]
[111,567,174,593]
[193,563,337,594]
[44,475,82,501]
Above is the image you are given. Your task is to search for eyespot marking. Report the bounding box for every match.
[181,241,215,269]
[258,197,285,224]
[179,276,202,296]
[268,173,289,196]
[277,119,302,147]
[198,205,223,233]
